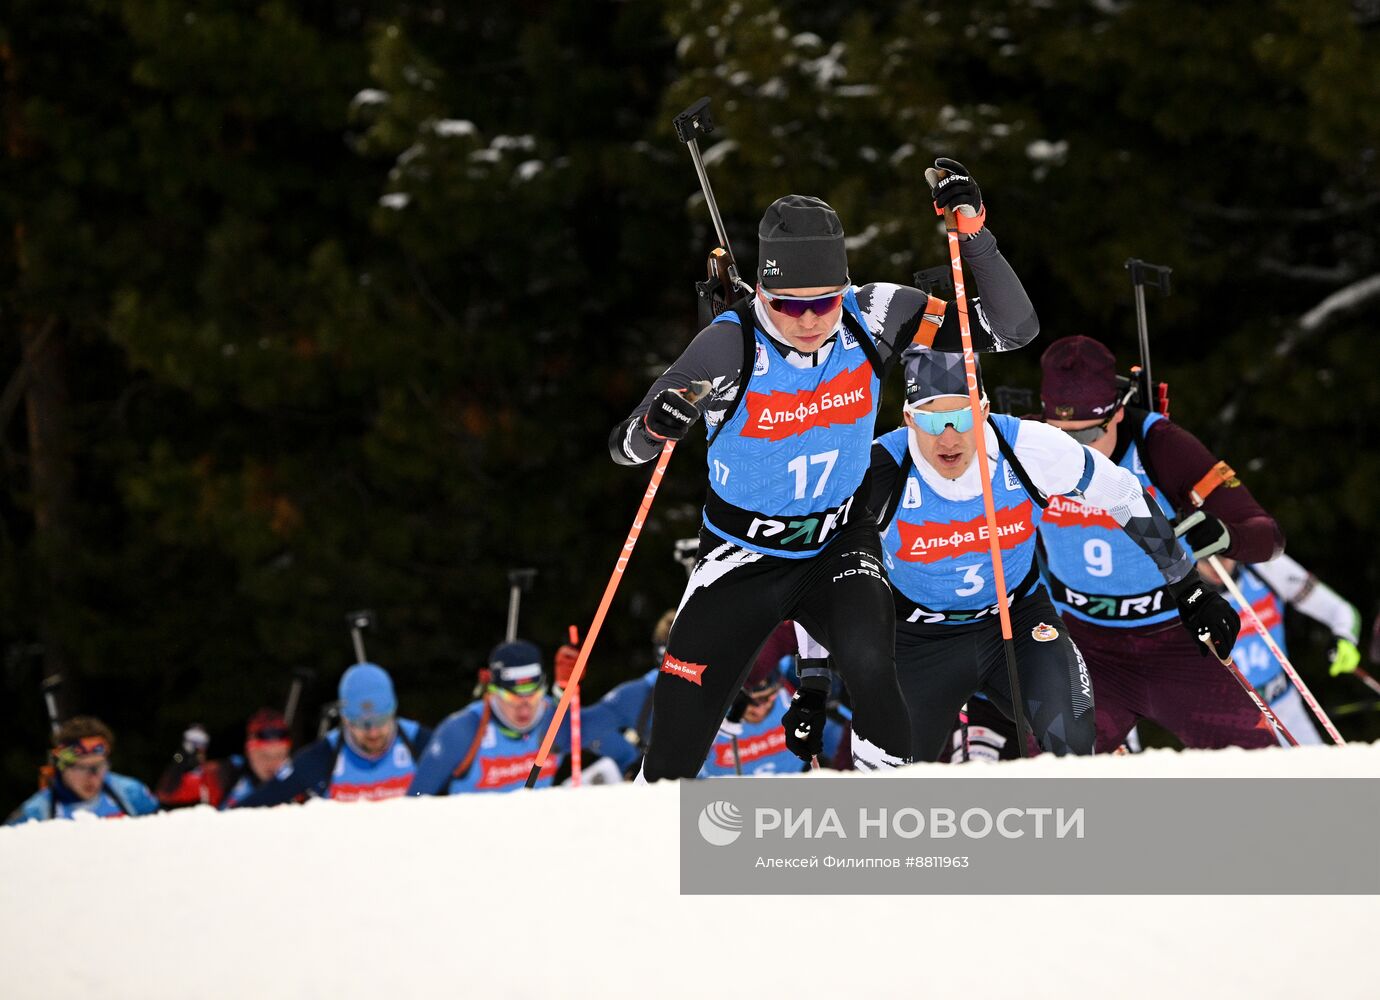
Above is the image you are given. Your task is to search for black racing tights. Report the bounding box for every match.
[643,520,913,780]
[896,590,1097,763]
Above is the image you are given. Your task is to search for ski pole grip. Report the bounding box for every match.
[1125,258,1172,296]
[672,97,715,144]
[683,379,713,406]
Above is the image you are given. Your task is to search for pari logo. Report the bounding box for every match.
[698,800,744,846]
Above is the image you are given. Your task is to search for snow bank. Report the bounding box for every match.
[2,744,1377,999]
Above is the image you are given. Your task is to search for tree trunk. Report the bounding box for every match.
[20,314,73,685]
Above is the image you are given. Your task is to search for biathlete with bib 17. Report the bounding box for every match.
[609,160,1040,779]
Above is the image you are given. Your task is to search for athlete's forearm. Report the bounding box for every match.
[940,228,1040,352]
[1143,419,1285,563]
[1251,554,1362,641]
[610,323,741,466]
[866,442,904,519]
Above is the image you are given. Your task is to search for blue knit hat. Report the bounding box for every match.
[338,663,396,722]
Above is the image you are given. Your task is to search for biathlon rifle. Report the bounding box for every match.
[1125,258,1173,417]
[673,97,753,326]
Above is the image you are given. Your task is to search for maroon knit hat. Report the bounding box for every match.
[1039,336,1121,421]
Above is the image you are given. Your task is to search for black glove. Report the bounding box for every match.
[782,688,826,762]
[925,157,985,233]
[1173,509,1231,561]
[643,387,701,442]
[782,659,833,762]
[1169,570,1240,659]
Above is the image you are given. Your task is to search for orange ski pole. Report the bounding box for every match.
[940,196,1033,758]
[568,625,583,787]
[525,382,708,789]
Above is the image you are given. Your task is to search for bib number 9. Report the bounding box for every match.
[1084,539,1113,578]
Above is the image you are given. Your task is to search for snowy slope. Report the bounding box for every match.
[2,744,1377,1000]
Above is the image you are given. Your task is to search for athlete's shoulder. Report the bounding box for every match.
[874,426,909,463]
[854,282,928,334]
[107,772,159,816]
[855,281,927,312]
[1136,411,1219,474]
[286,736,335,776]
[6,790,49,825]
[697,310,755,341]
[430,705,483,749]
[990,412,1024,439]
[1007,413,1080,454]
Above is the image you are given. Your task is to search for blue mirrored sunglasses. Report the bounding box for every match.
[907,404,976,435]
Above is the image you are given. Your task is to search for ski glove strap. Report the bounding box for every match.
[644,387,701,441]
[782,688,827,762]
[933,200,987,235]
[1169,571,1240,659]
[796,657,834,693]
[1173,509,1232,561]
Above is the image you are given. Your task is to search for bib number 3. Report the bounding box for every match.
[955,563,985,597]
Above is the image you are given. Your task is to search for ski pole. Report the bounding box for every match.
[525,382,710,788]
[506,569,537,643]
[1350,665,1380,699]
[1200,639,1299,746]
[940,194,1032,758]
[1207,555,1346,745]
[568,624,582,788]
[957,702,971,763]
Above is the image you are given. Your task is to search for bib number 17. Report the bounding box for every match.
[788,450,839,500]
